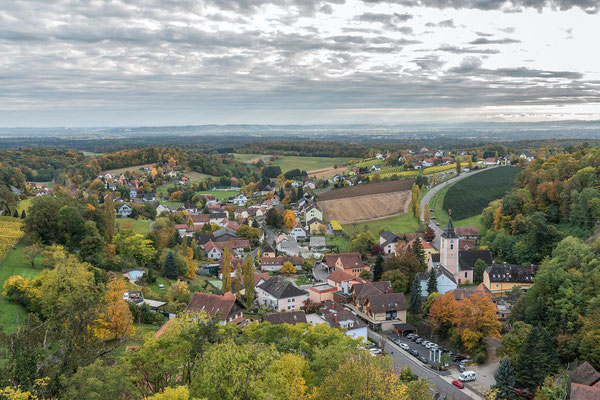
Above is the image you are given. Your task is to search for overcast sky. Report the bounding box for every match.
[1,0,599,127]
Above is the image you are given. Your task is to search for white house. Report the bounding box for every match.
[256,276,308,312]
[156,203,171,216]
[289,224,308,240]
[418,266,458,297]
[203,241,223,260]
[231,193,248,206]
[129,188,138,199]
[118,204,132,217]
[304,204,323,222]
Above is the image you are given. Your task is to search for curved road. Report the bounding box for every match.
[420,166,500,249]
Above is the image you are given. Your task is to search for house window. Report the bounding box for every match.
[385,311,397,321]
[450,243,454,250]
[496,284,499,288]
[465,272,467,278]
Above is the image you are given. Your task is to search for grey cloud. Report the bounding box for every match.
[437,45,500,54]
[360,0,599,13]
[414,55,447,70]
[469,37,520,44]
[426,19,455,27]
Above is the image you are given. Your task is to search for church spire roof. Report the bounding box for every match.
[441,212,457,239]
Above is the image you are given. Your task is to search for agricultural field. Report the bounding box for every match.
[103,164,147,175]
[232,153,272,164]
[341,212,421,236]
[197,190,239,201]
[442,166,521,221]
[185,171,213,183]
[307,166,348,179]
[117,218,153,235]
[270,156,354,173]
[320,192,411,224]
[0,217,25,261]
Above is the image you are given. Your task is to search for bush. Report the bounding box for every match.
[475,351,487,365]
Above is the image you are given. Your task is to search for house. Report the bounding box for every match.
[142,193,156,202]
[418,266,457,297]
[327,269,364,291]
[455,226,480,242]
[213,227,237,242]
[118,203,132,217]
[306,218,326,235]
[309,283,337,303]
[323,252,369,278]
[349,281,408,331]
[260,256,303,272]
[278,237,311,257]
[262,244,276,258]
[289,223,308,240]
[155,203,171,216]
[200,194,217,206]
[304,204,323,222]
[422,158,435,168]
[483,263,536,296]
[256,276,309,312]
[182,202,198,214]
[569,362,600,399]
[234,208,249,219]
[396,238,438,260]
[457,249,493,284]
[189,214,210,227]
[232,193,248,206]
[370,164,381,172]
[379,230,403,254]
[262,311,307,325]
[186,292,245,325]
[451,283,494,301]
[321,300,368,342]
[209,211,228,225]
[519,152,535,162]
[203,241,223,260]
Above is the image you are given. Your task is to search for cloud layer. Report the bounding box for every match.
[0,0,598,126]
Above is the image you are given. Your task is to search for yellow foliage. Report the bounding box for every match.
[94,277,134,341]
[281,261,296,276]
[283,209,297,230]
[184,247,196,279]
[147,386,191,400]
[0,219,24,261]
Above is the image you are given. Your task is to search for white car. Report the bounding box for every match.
[399,343,410,350]
[369,348,382,356]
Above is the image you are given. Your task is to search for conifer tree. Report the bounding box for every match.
[493,358,517,400]
[221,248,232,293]
[409,276,422,315]
[373,253,384,282]
[427,268,437,295]
[516,326,558,392]
[20,210,26,219]
[297,185,304,200]
[103,193,115,240]
[411,237,425,268]
[233,261,242,294]
[163,250,178,279]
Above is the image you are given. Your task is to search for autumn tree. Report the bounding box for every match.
[429,292,458,336]
[94,277,134,341]
[350,231,377,257]
[233,261,242,294]
[23,243,40,268]
[455,293,501,352]
[283,209,297,230]
[281,261,296,276]
[423,205,430,224]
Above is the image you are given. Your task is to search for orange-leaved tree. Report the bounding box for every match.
[283,210,297,230]
[94,277,134,341]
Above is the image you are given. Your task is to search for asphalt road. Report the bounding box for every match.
[369,331,480,400]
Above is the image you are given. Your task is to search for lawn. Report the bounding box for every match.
[443,166,521,221]
[16,198,33,214]
[326,235,351,253]
[342,212,421,236]
[0,239,43,333]
[197,190,239,201]
[186,171,213,183]
[271,156,354,173]
[103,164,147,175]
[116,218,153,235]
[232,153,272,163]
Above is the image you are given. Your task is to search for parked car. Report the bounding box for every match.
[458,371,476,382]
[415,338,423,344]
[457,365,465,373]
[460,359,471,365]
[399,343,410,350]
[410,349,419,357]
[452,380,465,389]
[365,342,376,349]
[411,335,419,342]
[369,348,382,356]
[417,356,428,364]
[406,333,415,339]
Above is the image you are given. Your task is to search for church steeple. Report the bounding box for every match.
[441,210,457,239]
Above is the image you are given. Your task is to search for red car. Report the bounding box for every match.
[514,389,534,399]
[452,380,464,389]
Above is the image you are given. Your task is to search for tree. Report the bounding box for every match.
[283,209,297,230]
[411,237,425,268]
[496,321,532,370]
[516,326,558,392]
[233,260,242,294]
[467,156,473,170]
[534,374,568,400]
[102,194,116,241]
[114,230,157,267]
[409,275,422,315]
[265,208,283,229]
[243,256,255,304]
[455,293,501,352]
[20,209,26,219]
[493,358,517,400]
[350,231,377,257]
[429,292,458,335]
[23,243,40,268]
[456,158,462,175]
[184,246,196,279]
[168,280,191,304]
[262,165,282,179]
[423,226,435,242]
[281,261,296,276]
[381,269,408,293]
[23,195,62,244]
[372,254,384,281]
[63,360,135,400]
[423,205,430,224]
[163,250,179,279]
[427,268,437,295]
[221,248,232,292]
[473,259,488,284]
[94,277,134,341]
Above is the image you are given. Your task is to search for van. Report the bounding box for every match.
[458,371,476,382]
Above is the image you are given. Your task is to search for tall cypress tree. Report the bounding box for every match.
[233,260,242,294]
[221,248,232,293]
[427,268,438,295]
[243,256,255,305]
[409,275,422,315]
[494,358,517,400]
[20,210,26,219]
[411,237,425,268]
[372,253,384,282]
[163,251,178,279]
[297,185,304,201]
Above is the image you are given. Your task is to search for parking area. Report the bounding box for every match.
[386,332,465,368]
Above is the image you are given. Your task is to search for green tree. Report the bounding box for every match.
[242,256,255,304]
[79,221,107,264]
[456,158,462,175]
[163,251,179,279]
[349,231,377,257]
[496,321,532,369]
[409,275,422,314]
[233,260,242,294]
[372,253,384,281]
[427,268,437,295]
[381,269,408,293]
[516,326,558,392]
[493,358,517,400]
[63,360,135,400]
[221,248,232,292]
[473,259,488,284]
[411,237,426,268]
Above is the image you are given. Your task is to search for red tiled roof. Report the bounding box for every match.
[570,383,600,400]
[327,269,356,283]
[260,256,303,266]
[186,292,241,321]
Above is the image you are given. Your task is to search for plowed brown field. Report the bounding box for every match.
[319,191,412,223]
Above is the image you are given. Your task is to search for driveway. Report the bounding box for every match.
[312,261,329,282]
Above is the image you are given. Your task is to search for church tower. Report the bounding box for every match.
[440,214,459,278]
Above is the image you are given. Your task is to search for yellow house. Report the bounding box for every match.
[307,218,326,235]
[483,263,536,296]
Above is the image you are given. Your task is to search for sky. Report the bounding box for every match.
[0,0,599,127]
